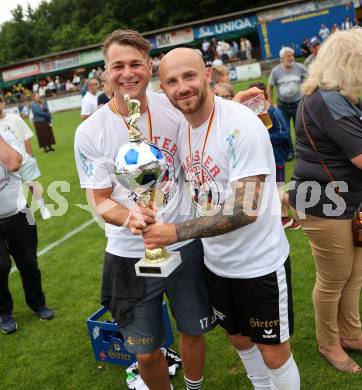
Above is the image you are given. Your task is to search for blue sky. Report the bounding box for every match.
[0,0,44,26]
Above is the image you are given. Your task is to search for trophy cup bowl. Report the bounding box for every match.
[113,95,182,277]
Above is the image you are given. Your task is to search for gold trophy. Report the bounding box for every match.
[114,95,182,277]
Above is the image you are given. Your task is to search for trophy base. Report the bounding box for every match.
[135,251,182,277]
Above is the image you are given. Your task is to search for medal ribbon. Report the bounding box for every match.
[112,98,153,141]
[187,104,215,188]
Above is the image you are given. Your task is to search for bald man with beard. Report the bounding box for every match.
[142,48,301,390]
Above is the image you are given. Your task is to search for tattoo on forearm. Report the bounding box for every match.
[176,175,266,242]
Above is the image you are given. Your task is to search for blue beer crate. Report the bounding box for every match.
[86,301,174,367]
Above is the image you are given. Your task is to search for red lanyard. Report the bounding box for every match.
[112,98,153,141]
[187,104,215,187]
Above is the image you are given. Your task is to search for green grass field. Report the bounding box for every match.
[1,87,361,389]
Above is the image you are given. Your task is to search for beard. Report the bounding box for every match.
[284,60,295,68]
[169,85,208,115]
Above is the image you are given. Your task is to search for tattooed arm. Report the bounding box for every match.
[142,175,266,249]
[176,174,265,240]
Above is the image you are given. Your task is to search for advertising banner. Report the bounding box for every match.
[148,36,157,50]
[40,54,80,73]
[155,28,194,49]
[2,63,40,82]
[79,50,103,66]
[257,4,355,59]
[193,16,257,40]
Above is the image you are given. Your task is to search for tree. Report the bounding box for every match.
[0,0,277,65]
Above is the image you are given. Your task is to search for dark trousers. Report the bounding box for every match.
[0,211,45,315]
[277,99,300,155]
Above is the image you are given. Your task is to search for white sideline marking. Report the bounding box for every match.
[10,219,95,275]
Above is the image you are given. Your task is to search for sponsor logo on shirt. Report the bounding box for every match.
[182,152,222,215]
[152,136,178,205]
[226,129,241,169]
[78,148,94,178]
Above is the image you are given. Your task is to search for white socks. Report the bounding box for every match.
[269,354,300,390]
[237,345,272,389]
[238,347,300,390]
[184,376,203,390]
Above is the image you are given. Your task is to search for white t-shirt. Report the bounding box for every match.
[81,91,98,116]
[0,128,26,218]
[177,96,289,278]
[74,91,192,258]
[319,27,330,41]
[0,113,33,157]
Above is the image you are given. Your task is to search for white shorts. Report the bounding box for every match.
[20,156,41,183]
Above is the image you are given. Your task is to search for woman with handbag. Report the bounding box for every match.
[31,93,56,153]
[289,29,362,373]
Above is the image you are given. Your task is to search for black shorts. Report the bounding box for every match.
[205,257,294,345]
[101,239,216,355]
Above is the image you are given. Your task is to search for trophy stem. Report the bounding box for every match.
[144,248,170,263]
[138,190,169,264]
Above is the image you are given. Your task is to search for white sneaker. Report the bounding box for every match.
[40,205,51,220]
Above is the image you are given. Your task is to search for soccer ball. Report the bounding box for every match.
[114,140,167,191]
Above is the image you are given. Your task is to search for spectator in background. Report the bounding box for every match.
[331,23,339,34]
[211,64,230,86]
[96,67,103,79]
[0,96,51,220]
[304,37,321,68]
[230,40,239,59]
[18,101,30,119]
[216,41,227,63]
[80,78,99,120]
[72,74,81,88]
[210,37,217,52]
[342,16,354,31]
[0,129,54,335]
[239,37,247,60]
[97,73,113,108]
[31,93,56,153]
[38,83,46,99]
[319,24,330,41]
[300,38,311,59]
[201,38,210,54]
[65,80,76,92]
[289,29,362,373]
[211,56,223,67]
[152,56,161,75]
[213,82,234,100]
[46,77,56,96]
[80,79,88,97]
[55,76,63,93]
[88,68,96,79]
[267,47,308,160]
[32,82,39,94]
[244,37,252,60]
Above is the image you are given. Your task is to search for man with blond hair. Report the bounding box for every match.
[74,30,215,390]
